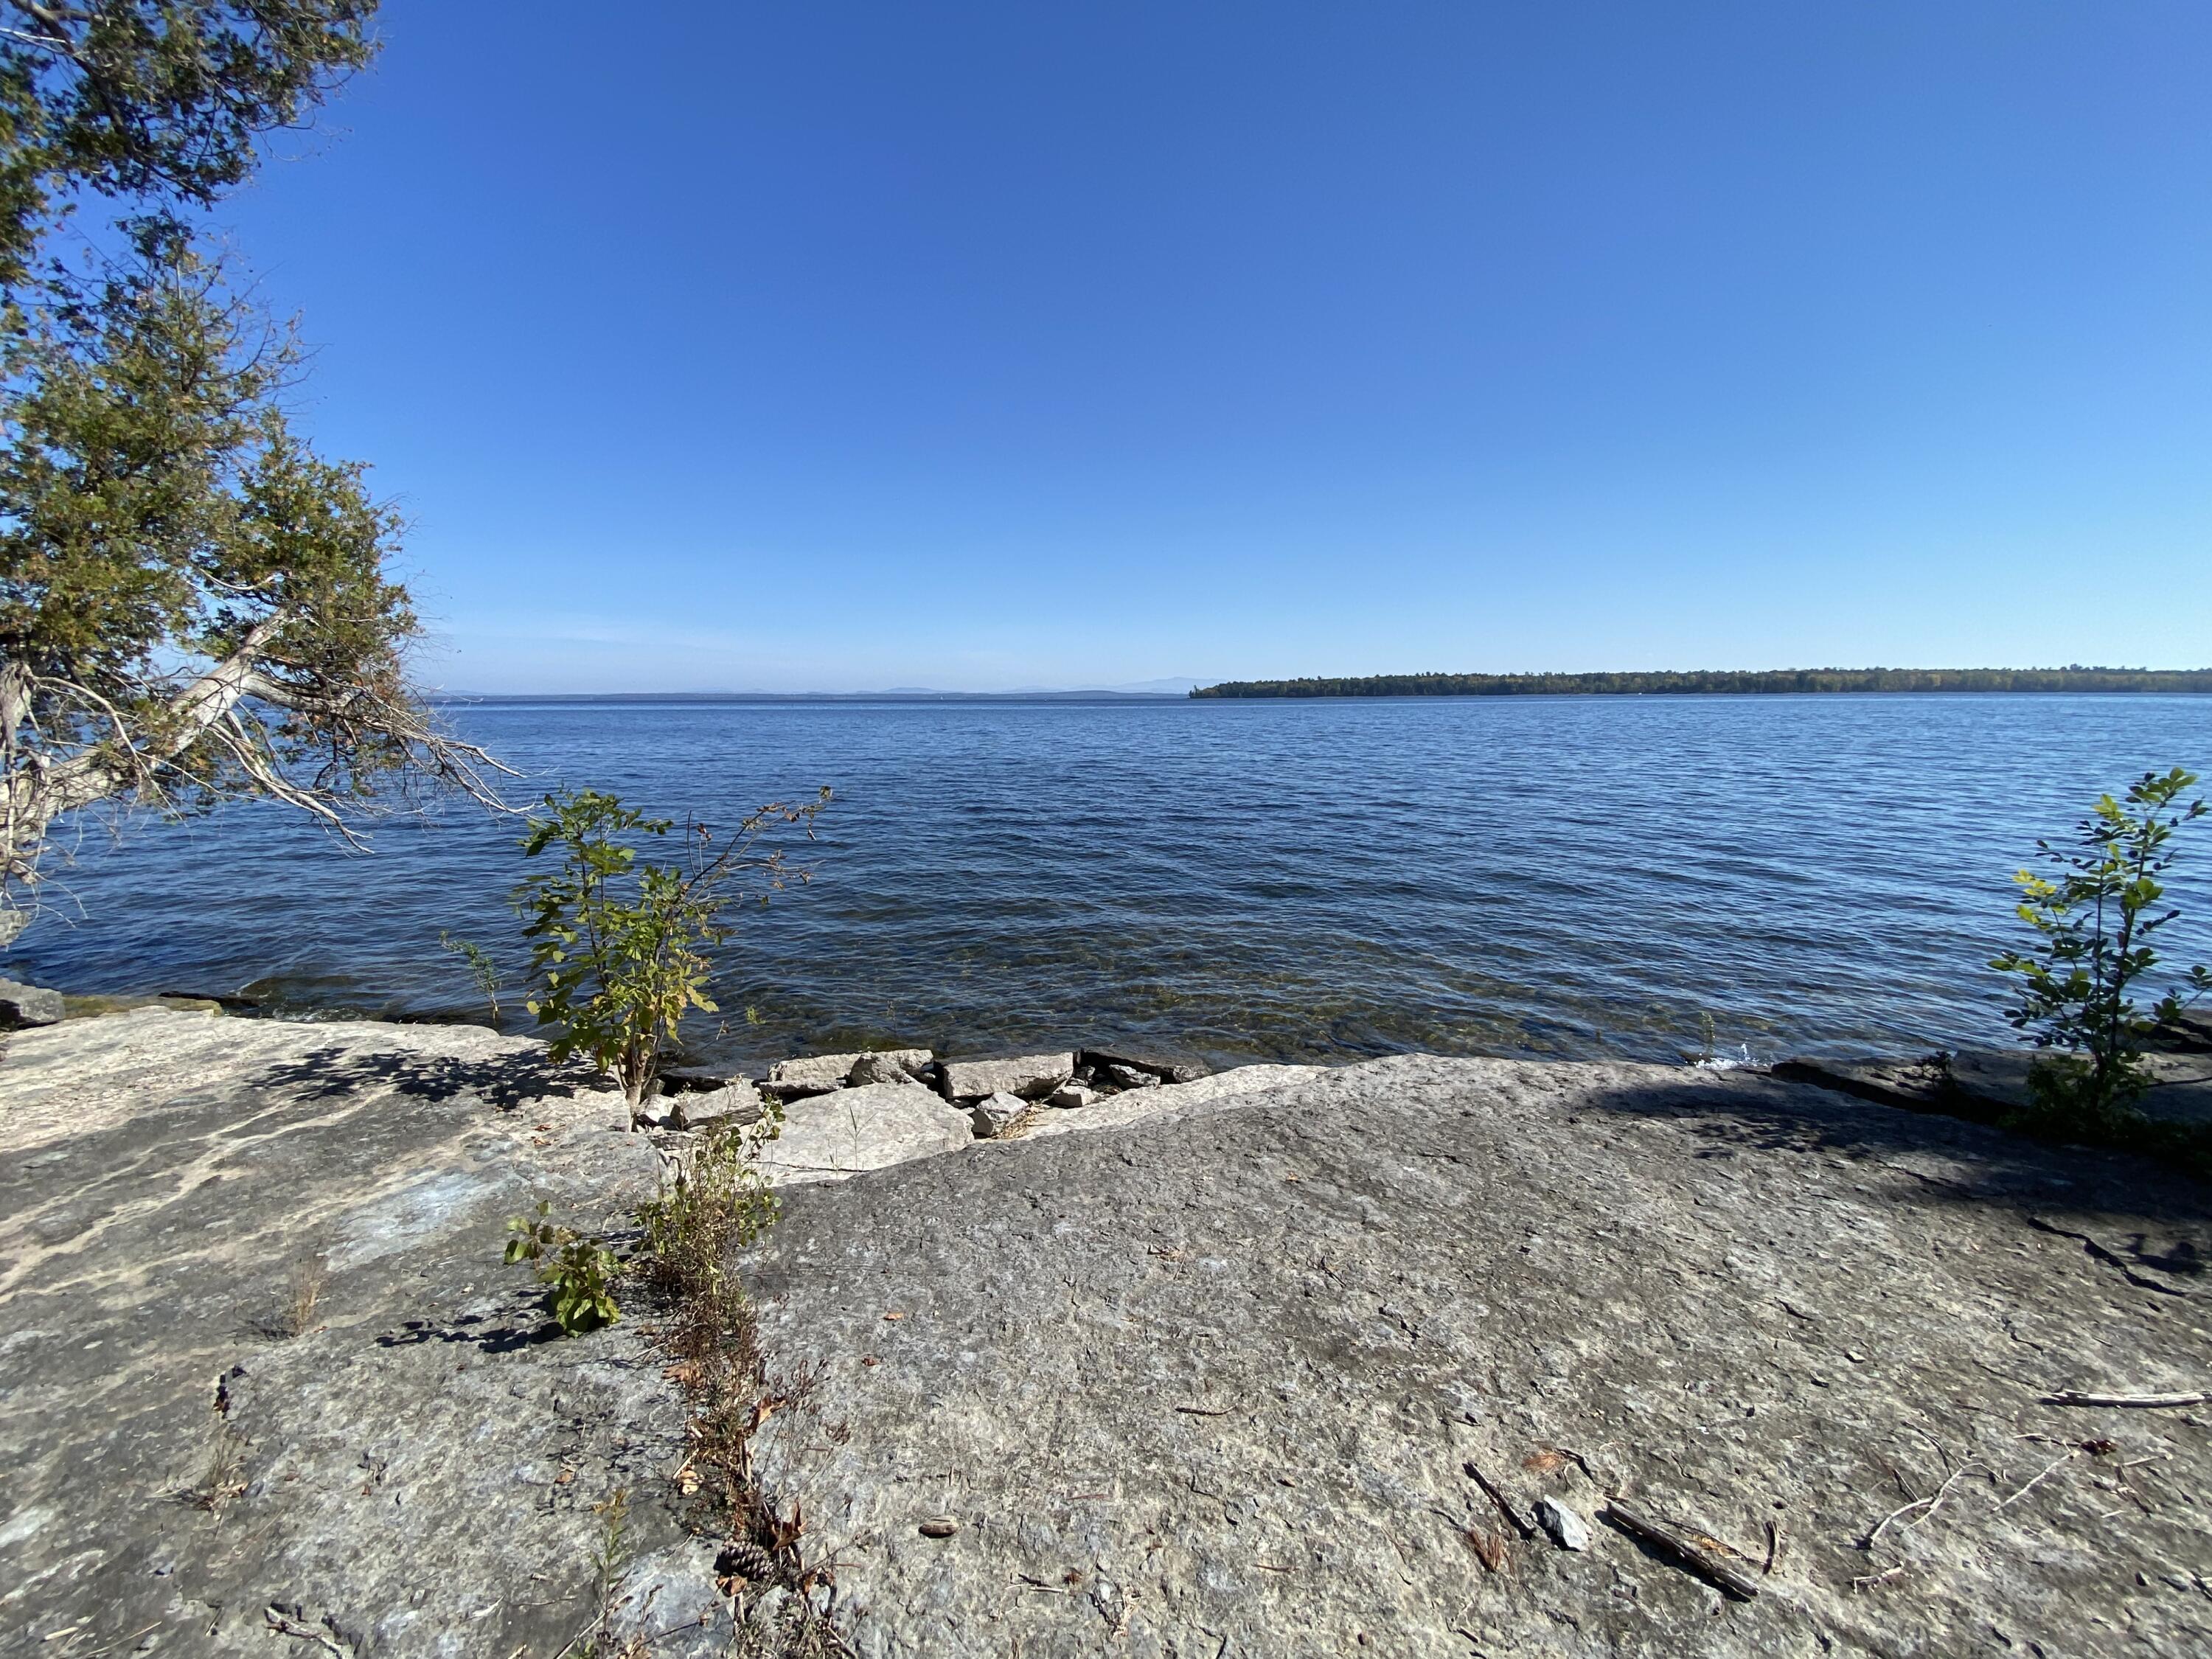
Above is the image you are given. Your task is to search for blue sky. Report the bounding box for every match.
[222,2,2211,693]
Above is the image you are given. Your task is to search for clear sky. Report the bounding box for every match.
[220,1,2212,694]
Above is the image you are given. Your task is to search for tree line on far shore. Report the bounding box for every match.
[1190,667,2212,700]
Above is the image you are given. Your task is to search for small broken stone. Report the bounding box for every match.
[1048,1084,1096,1109]
[919,1515,959,1539]
[970,1091,1027,1138]
[1534,1495,1591,1551]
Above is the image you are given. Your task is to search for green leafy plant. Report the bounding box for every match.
[1992,767,2212,1125]
[639,1110,785,1301]
[0,8,510,943]
[504,1200,621,1335]
[439,931,503,1022]
[512,787,829,1116]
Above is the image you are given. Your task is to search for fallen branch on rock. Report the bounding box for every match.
[2039,1388,2211,1409]
[1602,1500,1761,1600]
[1463,1461,1537,1540]
[1861,1463,1977,1551]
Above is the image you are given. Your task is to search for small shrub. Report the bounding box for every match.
[513,787,830,1116]
[1992,767,2212,1129]
[439,932,504,1023]
[506,1200,621,1335]
[638,1110,784,1302]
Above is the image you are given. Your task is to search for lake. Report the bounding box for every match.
[10,694,2210,1072]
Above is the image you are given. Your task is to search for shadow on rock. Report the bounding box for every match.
[251,1046,601,1111]
[375,1310,564,1354]
[1574,1070,2211,1292]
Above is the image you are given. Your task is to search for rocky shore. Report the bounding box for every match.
[2,1003,2208,1655]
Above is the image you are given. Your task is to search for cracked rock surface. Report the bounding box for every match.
[7,1016,2211,1657]
[0,1009,725,1658]
[743,1054,2212,1657]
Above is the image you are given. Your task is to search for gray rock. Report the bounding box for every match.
[657,1064,747,1094]
[1772,1053,1951,1112]
[1535,1495,1591,1551]
[1020,1063,1322,1141]
[0,976,63,1029]
[2151,1005,2212,1053]
[669,1079,764,1131]
[1096,1061,1159,1091]
[1048,1083,1096,1109]
[765,1051,863,1097]
[1080,1046,1212,1085]
[742,1053,2212,1656]
[849,1050,931,1088]
[968,1091,1029,1138]
[1782,1047,2212,1133]
[937,1051,1075,1102]
[767,1048,931,1099]
[0,1009,731,1657]
[752,1081,977,1187]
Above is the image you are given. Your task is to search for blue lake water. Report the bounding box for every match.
[9,695,2210,1072]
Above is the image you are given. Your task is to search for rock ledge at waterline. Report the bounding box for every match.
[2,1009,2208,1656]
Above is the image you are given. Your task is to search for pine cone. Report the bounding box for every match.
[716,1538,779,1583]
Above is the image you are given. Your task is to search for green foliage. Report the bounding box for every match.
[0,2,378,290]
[1191,667,2212,699]
[439,931,501,1023]
[638,1108,785,1302]
[514,787,830,1112]
[0,4,503,932]
[1991,768,2212,1127]
[504,1200,620,1335]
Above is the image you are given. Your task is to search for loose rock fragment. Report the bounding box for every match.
[1535,1495,1591,1551]
[919,1515,959,1539]
[970,1091,1028,1138]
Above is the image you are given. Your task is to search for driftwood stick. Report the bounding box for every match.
[1997,1450,2076,1509]
[2040,1389,2211,1409]
[1603,1500,1762,1601]
[1463,1461,1537,1540]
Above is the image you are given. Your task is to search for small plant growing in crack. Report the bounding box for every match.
[280,1252,327,1338]
[186,1419,249,1517]
[506,1201,621,1335]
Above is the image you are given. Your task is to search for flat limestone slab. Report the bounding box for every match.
[756,1080,979,1186]
[0,1009,728,1658]
[1014,1062,1323,1141]
[741,1054,2212,1658]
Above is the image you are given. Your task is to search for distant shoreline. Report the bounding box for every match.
[426,689,1187,706]
[1191,667,2212,699]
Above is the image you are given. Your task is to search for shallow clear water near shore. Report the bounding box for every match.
[10,694,2209,1074]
